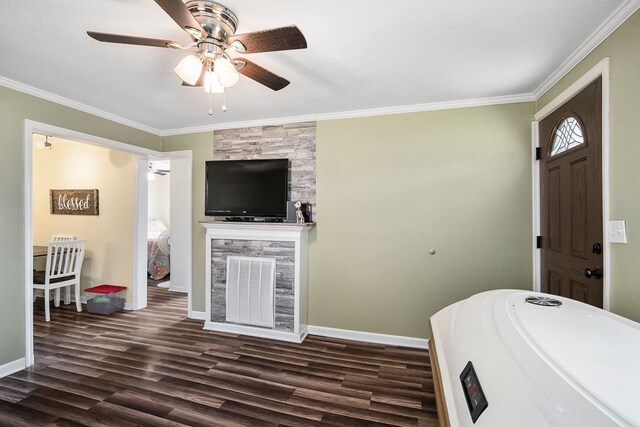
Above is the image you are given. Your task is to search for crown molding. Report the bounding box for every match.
[1,73,533,138]
[159,93,535,136]
[159,113,321,136]
[0,76,161,136]
[312,93,535,121]
[533,0,640,99]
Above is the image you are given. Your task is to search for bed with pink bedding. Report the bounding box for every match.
[147,220,170,280]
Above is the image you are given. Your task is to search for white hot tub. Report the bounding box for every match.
[429,290,640,426]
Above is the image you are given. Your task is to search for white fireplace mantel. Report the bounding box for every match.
[202,221,314,343]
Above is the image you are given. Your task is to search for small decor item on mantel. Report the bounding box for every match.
[294,201,305,224]
[50,189,99,216]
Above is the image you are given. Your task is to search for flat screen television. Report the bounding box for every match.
[205,159,289,220]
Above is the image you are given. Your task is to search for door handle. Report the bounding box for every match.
[584,267,602,279]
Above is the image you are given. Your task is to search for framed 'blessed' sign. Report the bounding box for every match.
[50,189,99,216]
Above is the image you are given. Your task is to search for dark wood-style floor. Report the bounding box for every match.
[0,283,438,426]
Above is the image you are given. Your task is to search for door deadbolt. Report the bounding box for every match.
[592,243,602,255]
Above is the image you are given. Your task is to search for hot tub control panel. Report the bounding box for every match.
[460,361,488,423]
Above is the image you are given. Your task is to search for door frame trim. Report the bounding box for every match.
[532,57,611,309]
[23,120,160,367]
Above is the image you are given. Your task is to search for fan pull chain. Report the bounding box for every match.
[222,93,227,112]
[208,92,213,116]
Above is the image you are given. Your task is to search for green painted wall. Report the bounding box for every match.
[310,104,534,338]
[164,103,535,338]
[537,10,640,322]
[162,131,213,313]
[0,87,161,367]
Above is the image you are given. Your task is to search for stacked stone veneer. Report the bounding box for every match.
[213,122,316,220]
[210,239,295,331]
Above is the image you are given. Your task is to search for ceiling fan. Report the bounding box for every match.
[149,166,170,176]
[87,0,307,96]
[148,161,170,177]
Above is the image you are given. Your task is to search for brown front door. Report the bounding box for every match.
[539,77,603,308]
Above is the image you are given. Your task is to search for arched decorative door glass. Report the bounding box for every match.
[550,116,584,156]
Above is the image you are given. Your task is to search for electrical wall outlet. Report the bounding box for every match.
[609,220,628,244]
[88,281,93,288]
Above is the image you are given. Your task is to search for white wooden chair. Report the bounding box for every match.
[33,239,87,321]
[51,235,78,304]
[34,236,76,273]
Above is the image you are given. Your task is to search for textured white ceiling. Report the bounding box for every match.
[0,0,637,134]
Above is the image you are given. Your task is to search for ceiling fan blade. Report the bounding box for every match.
[153,0,207,39]
[87,31,178,48]
[234,58,290,91]
[182,68,206,87]
[228,26,307,54]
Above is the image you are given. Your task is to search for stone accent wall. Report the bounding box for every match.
[210,239,295,331]
[213,122,316,220]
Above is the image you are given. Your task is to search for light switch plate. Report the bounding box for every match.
[609,220,627,244]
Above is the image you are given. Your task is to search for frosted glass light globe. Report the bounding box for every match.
[174,55,202,85]
[215,57,240,88]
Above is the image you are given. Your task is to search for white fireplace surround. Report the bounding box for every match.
[203,222,312,343]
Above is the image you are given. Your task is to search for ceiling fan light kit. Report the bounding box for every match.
[87,0,307,114]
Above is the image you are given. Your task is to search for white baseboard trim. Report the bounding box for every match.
[307,325,428,349]
[189,310,207,320]
[0,357,26,378]
[168,287,188,294]
[50,295,426,349]
[204,321,306,343]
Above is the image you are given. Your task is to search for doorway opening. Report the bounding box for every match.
[24,120,193,367]
[146,154,193,308]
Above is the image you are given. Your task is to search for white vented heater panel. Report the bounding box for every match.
[226,256,276,328]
